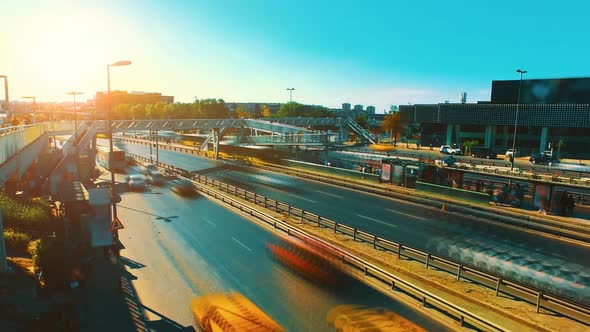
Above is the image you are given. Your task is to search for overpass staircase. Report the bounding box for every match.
[346,117,377,144]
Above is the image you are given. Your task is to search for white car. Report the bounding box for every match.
[440,145,461,155]
[505,149,519,158]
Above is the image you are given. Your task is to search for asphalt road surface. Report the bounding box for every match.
[112,170,448,331]
[113,140,590,306]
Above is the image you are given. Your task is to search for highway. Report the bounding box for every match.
[110,170,448,331]
[113,139,590,306]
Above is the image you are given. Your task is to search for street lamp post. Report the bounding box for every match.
[510,69,527,171]
[107,60,132,228]
[66,91,84,140]
[286,88,295,102]
[0,75,8,117]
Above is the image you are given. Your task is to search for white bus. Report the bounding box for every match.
[96,145,126,172]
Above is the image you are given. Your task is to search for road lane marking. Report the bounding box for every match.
[232,237,252,252]
[386,208,427,221]
[316,190,343,198]
[202,217,215,226]
[357,214,398,228]
[287,193,317,203]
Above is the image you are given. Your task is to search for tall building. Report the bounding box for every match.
[342,103,351,111]
[460,92,467,104]
[353,104,363,112]
[366,106,376,115]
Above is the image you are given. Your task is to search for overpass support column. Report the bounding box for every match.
[484,125,496,148]
[502,126,509,147]
[539,127,549,154]
[212,128,219,160]
[445,124,453,145]
[454,125,461,145]
[340,123,349,142]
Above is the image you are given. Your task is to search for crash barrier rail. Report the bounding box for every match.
[125,152,590,327]
[257,162,590,243]
[0,124,47,165]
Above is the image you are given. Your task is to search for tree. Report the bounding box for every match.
[381,112,403,146]
[276,102,306,117]
[462,140,479,155]
[555,139,566,159]
[261,105,271,117]
[130,104,146,119]
[354,114,368,129]
[113,104,131,120]
[235,105,250,118]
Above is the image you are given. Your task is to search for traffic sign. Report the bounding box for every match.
[110,216,125,231]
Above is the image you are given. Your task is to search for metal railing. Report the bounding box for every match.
[127,152,590,326]
[0,124,47,165]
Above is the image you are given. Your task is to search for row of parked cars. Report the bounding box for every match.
[439,145,556,165]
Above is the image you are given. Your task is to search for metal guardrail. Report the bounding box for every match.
[127,152,590,327]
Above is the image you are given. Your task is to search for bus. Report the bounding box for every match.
[96,145,127,172]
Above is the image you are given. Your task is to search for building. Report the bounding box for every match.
[353,104,363,112]
[342,103,351,112]
[399,77,590,158]
[460,92,467,104]
[95,91,174,113]
[366,106,376,115]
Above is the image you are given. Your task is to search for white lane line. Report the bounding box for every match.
[316,190,343,199]
[287,193,317,203]
[385,208,427,221]
[202,217,215,226]
[357,214,398,228]
[232,237,252,252]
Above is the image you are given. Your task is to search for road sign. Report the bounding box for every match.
[110,216,125,231]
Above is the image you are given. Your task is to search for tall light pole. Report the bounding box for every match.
[66,91,84,140]
[107,60,132,228]
[286,88,295,102]
[510,69,527,171]
[22,96,36,124]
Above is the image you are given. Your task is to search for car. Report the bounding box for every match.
[170,178,196,196]
[125,174,147,191]
[147,170,165,185]
[441,155,457,166]
[140,163,159,175]
[440,145,461,155]
[505,149,519,158]
[94,180,112,190]
[529,153,555,165]
[471,147,497,159]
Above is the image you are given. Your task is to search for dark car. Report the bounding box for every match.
[529,153,555,165]
[471,147,497,159]
[170,178,197,196]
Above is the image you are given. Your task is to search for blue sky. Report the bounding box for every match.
[2,0,589,112]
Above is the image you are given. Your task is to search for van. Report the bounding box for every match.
[471,147,497,159]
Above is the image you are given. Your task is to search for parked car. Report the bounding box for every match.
[439,145,461,155]
[170,178,196,196]
[529,153,555,165]
[471,146,497,159]
[505,149,519,158]
[126,174,147,191]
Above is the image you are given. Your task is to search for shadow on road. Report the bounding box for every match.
[143,305,196,332]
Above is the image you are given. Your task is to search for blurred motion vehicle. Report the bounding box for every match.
[441,155,457,167]
[327,305,426,332]
[140,164,164,185]
[529,152,555,165]
[267,237,344,285]
[190,292,284,332]
[471,146,497,159]
[170,178,196,196]
[125,174,146,191]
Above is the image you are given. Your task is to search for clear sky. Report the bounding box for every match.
[2,0,589,112]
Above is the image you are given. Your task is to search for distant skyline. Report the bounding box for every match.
[2,0,589,112]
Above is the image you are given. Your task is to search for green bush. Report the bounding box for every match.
[0,194,51,229]
[3,230,31,253]
[33,237,68,288]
